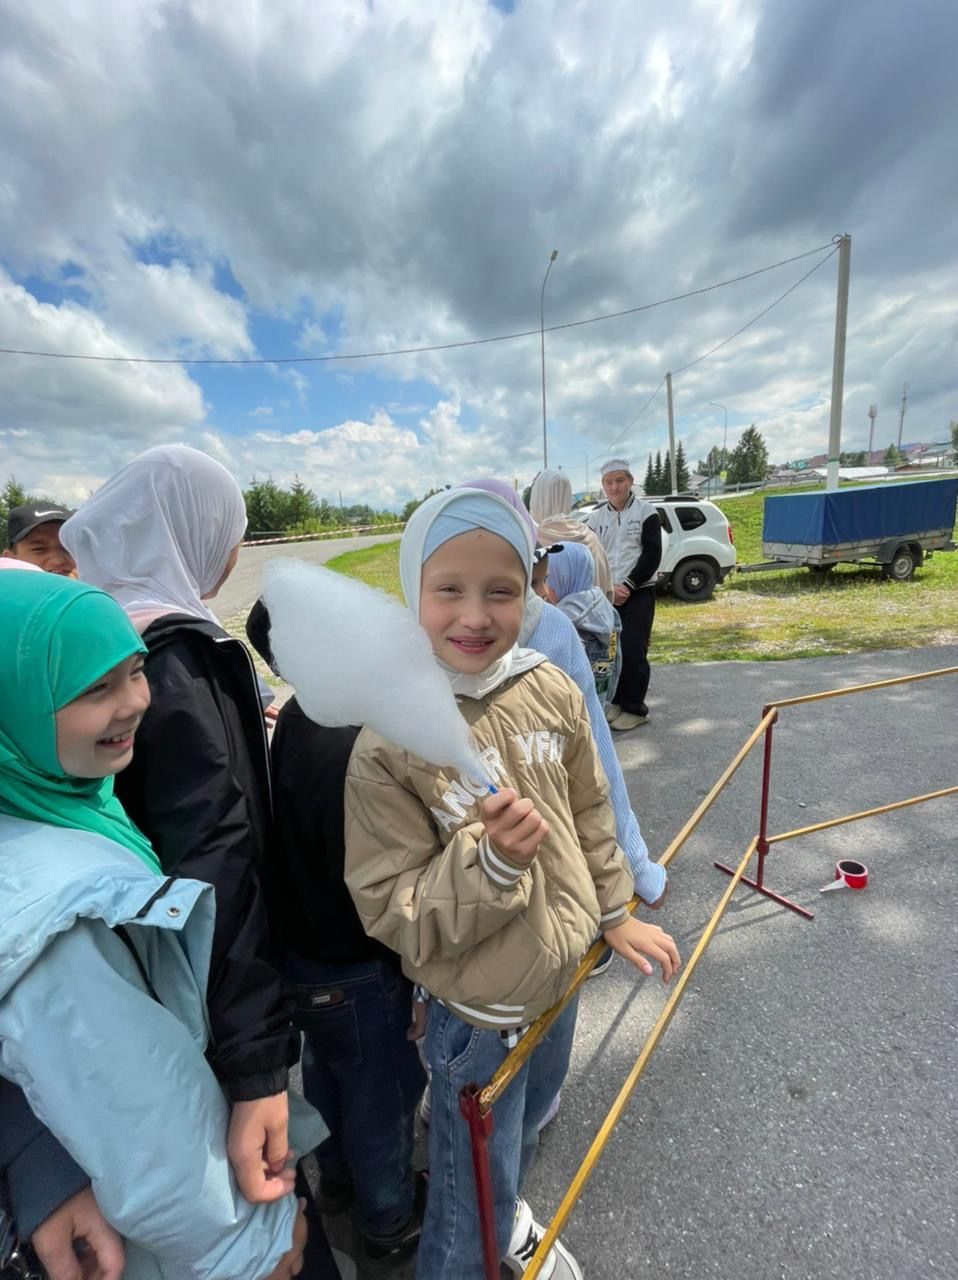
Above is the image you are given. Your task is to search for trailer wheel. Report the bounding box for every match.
[881,547,918,582]
[808,564,835,575]
[671,558,718,602]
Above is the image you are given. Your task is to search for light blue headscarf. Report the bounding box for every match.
[548,543,619,638]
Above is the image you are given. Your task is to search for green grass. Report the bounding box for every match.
[324,488,958,663]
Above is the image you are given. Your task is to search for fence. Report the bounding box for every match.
[242,520,404,546]
[461,664,958,1280]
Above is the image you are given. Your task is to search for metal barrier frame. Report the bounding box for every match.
[459,664,958,1280]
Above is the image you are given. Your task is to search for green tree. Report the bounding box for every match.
[696,447,727,478]
[725,425,769,485]
[1,477,33,550]
[243,477,293,535]
[662,450,673,492]
[675,441,690,492]
[401,487,442,523]
[883,443,902,467]
[643,455,655,495]
[839,451,866,466]
[653,450,664,492]
[949,421,958,461]
[286,476,318,528]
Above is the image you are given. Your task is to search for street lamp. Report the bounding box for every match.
[709,401,728,494]
[540,249,559,468]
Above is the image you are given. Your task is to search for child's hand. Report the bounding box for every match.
[481,788,549,865]
[602,918,681,982]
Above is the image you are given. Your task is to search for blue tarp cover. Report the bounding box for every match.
[762,479,958,546]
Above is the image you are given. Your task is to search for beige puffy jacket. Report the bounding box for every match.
[344,661,633,1030]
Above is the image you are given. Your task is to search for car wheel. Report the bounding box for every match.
[671,558,718,602]
[881,547,917,582]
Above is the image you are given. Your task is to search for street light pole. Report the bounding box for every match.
[540,249,559,468]
[579,450,590,497]
[709,401,728,491]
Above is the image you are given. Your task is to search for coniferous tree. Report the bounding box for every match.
[662,450,672,492]
[643,455,656,495]
[675,441,690,491]
[653,450,663,492]
[725,425,769,485]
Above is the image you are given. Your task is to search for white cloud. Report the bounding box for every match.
[0,0,955,503]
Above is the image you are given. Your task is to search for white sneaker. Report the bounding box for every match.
[504,1198,583,1279]
[604,702,621,724]
[419,1080,431,1126]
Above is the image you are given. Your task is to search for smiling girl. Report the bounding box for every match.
[0,572,321,1280]
[344,489,680,1280]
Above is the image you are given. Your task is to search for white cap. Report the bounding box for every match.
[601,458,632,479]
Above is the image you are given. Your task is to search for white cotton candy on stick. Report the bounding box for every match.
[262,558,493,784]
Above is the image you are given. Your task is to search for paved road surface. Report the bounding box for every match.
[256,538,955,1278]
[216,532,400,623]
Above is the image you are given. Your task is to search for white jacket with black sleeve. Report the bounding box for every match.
[586,494,663,589]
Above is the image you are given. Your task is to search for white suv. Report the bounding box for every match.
[652,496,736,601]
[573,495,736,602]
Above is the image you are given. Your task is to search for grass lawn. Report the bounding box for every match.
[325,487,958,663]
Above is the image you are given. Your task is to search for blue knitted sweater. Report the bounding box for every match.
[522,600,666,904]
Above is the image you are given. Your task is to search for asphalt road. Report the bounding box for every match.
[249,534,957,1279]
[216,532,401,623]
[522,643,958,1280]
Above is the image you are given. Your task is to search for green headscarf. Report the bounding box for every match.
[0,571,161,873]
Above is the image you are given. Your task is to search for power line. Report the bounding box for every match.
[592,242,840,462]
[0,242,837,367]
[671,242,840,376]
[588,379,665,463]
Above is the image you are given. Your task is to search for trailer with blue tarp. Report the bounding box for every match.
[736,478,958,581]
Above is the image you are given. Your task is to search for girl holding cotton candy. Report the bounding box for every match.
[341,489,680,1280]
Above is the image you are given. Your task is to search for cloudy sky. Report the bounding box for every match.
[1,0,956,509]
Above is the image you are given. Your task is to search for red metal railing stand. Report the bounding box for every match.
[714,709,814,920]
[460,1084,501,1280]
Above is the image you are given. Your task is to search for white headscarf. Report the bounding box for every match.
[529,469,573,524]
[400,488,545,699]
[61,445,247,625]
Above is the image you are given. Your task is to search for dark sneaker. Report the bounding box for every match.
[504,1198,583,1278]
[358,1173,427,1275]
[315,1171,354,1215]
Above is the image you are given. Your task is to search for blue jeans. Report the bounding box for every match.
[287,954,426,1242]
[415,997,579,1280]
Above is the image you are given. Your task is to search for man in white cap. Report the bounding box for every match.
[586,460,662,730]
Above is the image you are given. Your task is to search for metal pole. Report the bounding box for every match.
[666,371,677,493]
[867,404,877,463]
[540,250,559,469]
[460,1085,500,1280]
[826,234,852,491]
[896,383,908,451]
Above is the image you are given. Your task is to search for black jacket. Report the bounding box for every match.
[115,614,295,1100]
[1,1080,89,1243]
[270,700,399,968]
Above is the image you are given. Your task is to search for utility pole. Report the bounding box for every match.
[539,249,559,468]
[826,234,852,492]
[665,371,677,494]
[867,404,878,463]
[896,383,909,449]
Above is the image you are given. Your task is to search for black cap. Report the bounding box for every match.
[7,503,74,545]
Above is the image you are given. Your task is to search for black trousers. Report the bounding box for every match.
[613,586,656,714]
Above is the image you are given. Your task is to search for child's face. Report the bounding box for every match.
[531,556,556,603]
[55,653,151,778]
[420,529,526,674]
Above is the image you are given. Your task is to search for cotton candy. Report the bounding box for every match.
[262,559,491,783]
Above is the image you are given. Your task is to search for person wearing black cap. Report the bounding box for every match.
[3,503,75,576]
